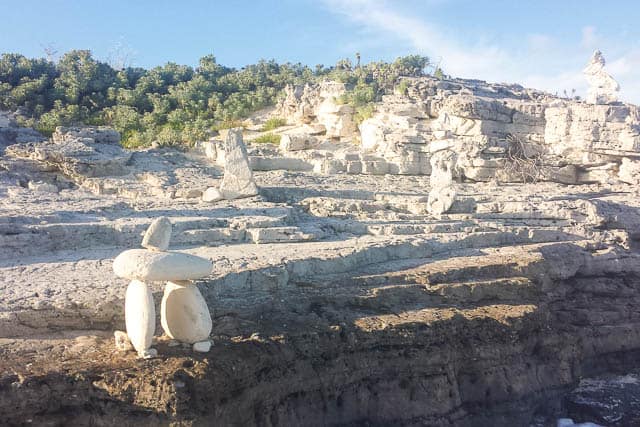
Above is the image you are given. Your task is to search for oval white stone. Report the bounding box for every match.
[160,281,212,344]
[113,249,213,281]
[142,217,172,251]
[124,280,155,356]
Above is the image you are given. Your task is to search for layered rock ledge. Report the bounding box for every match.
[1,72,640,425]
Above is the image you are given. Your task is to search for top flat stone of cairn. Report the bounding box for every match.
[142,217,172,251]
[113,249,213,282]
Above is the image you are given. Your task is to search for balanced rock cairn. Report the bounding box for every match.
[112,217,214,357]
[427,115,457,216]
[583,50,620,105]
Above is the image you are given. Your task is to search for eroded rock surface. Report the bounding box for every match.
[1,63,640,425]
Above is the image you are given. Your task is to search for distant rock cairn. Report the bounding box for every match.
[583,50,620,105]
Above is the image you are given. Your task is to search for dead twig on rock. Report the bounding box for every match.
[503,134,543,183]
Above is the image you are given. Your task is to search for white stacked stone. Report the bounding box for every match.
[112,217,214,357]
[583,50,620,105]
[427,115,458,216]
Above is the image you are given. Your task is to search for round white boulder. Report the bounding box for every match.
[160,281,212,344]
[113,249,213,281]
[202,187,223,202]
[124,280,156,356]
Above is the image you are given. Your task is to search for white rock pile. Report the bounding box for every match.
[112,217,214,357]
[583,50,619,105]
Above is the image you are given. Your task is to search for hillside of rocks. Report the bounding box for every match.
[1,61,640,426]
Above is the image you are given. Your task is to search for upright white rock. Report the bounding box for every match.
[583,50,620,105]
[427,118,457,216]
[124,280,156,357]
[427,150,457,216]
[219,128,259,199]
[161,281,212,344]
[141,217,172,251]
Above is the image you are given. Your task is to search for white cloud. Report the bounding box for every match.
[321,0,640,104]
[528,34,554,51]
[581,26,599,48]
[321,0,511,81]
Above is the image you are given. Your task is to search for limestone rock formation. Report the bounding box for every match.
[6,125,130,182]
[271,69,639,186]
[619,158,640,185]
[0,111,45,154]
[4,64,640,425]
[280,133,319,152]
[583,50,620,105]
[219,128,259,199]
[276,81,356,139]
[316,82,357,139]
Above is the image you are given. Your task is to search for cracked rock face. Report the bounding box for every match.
[269,54,636,186]
[5,125,130,182]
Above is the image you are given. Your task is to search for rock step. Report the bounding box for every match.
[310,243,552,294]
[0,210,296,259]
[174,226,316,246]
[343,277,538,315]
[364,221,576,237]
[428,277,538,302]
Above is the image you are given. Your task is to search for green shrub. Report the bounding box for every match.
[354,104,375,124]
[261,117,287,131]
[397,80,409,95]
[212,119,245,131]
[0,50,439,148]
[252,133,281,144]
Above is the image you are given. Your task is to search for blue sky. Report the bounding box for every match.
[1,0,639,102]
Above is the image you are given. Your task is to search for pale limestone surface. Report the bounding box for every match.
[2,68,640,343]
[27,180,59,193]
[619,158,640,185]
